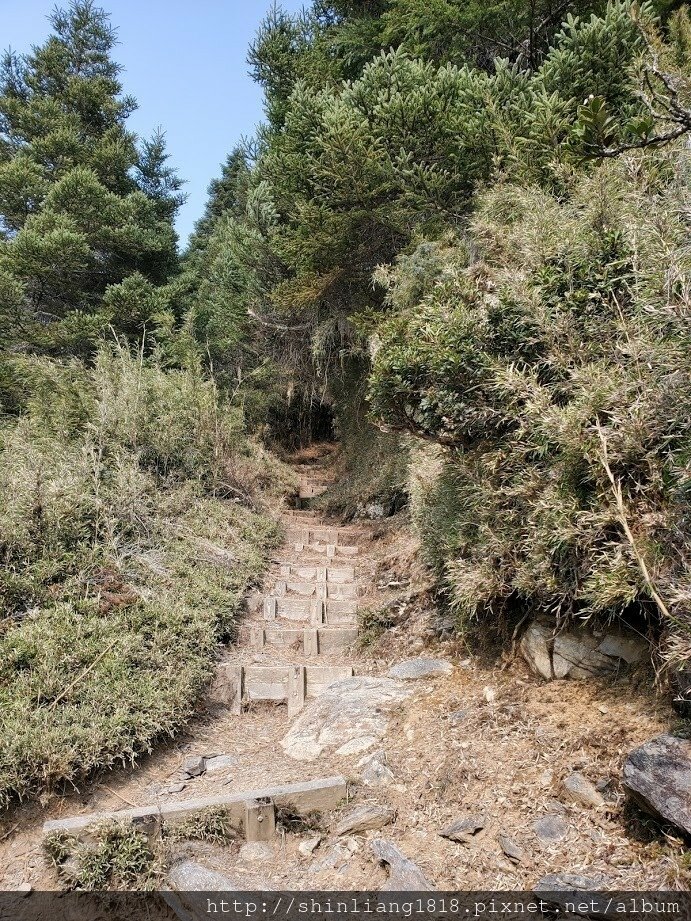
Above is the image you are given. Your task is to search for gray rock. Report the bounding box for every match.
[534,875,615,919]
[532,815,569,842]
[439,816,485,843]
[597,632,646,664]
[370,838,436,891]
[552,632,612,679]
[335,804,394,836]
[182,756,206,778]
[359,750,395,787]
[520,622,553,680]
[238,842,274,863]
[166,859,265,894]
[498,834,524,863]
[447,709,470,726]
[281,677,413,762]
[521,619,647,681]
[562,773,605,808]
[298,836,322,857]
[163,782,187,794]
[622,733,691,836]
[388,658,453,680]
[205,754,236,773]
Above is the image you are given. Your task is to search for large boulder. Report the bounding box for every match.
[520,619,647,681]
[622,733,691,836]
[281,677,413,762]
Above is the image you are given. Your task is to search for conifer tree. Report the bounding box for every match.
[0,0,182,356]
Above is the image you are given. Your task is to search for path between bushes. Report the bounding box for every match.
[0,447,686,892]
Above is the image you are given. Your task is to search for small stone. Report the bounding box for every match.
[163,782,187,794]
[534,872,609,891]
[439,816,485,843]
[238,842,274,862]
[299,836,322,857]
[388,658,453,680]
[182,755,206,778]
[335,804,394,836]
[562,772,605,808]
[447,709,470,726]
[205,754,236,773]
[532,815,569,842]
[498,834,524,863]
[16,883,33,897]
[359,751,394,787]
[335,736,377,756]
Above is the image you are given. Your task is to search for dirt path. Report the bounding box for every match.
[0,449,686,892]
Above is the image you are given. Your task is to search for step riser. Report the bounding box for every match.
[264,596,357,626]
[286,529,358,546]
[218,664,354,717]
[294,543,360,559]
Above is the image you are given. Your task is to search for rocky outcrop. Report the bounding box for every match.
[281,677,413,761]
[520,619,647,680]
[622,733,691,836]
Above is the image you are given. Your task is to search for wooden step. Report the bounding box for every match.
[251,625,359,655]
[294,542,360,559]
[42,776,347,841]
[279,564,355,583]
[299,483,328,499]
[231,664,353,716]
[286,527,358,546]
[264,596,357,626]
[275,580,359,600]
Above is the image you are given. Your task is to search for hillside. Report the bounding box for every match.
[0,0,690,902]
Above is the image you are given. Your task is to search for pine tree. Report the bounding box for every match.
[0,0,182,356]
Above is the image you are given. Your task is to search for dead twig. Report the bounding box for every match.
[48,640,118,711]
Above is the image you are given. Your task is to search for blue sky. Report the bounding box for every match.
[2,0,306,245]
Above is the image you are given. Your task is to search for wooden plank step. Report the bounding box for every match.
[42,776,347,839]
[294,543,360,559]
[237,664,353,716]
[299,483,328,499]
[251,625,359,655]
[286,527,358,546]
[279,564,355,583]
[264,596,357,626]
[275,580,359,600]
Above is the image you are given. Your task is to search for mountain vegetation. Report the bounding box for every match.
[2,0,691,806]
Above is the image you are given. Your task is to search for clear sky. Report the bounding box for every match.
[1,0,306,245]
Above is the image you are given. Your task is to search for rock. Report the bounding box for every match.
[562,773,605,808]
[533,875,614,919]
[182,756,206,778]
[622,733,691,836]
[298,836,322,857]
[534,872,607,891]
[238,842,274,862]
[520,622,553,680]
[162,782,187,794]
[521,618,647,681]
[205,754,236,773]
[597,632,646,664]
[370,838,436,891]
[359,751,395,787]
[553,633,612,679]
[335,736,376,756]
[281,677,413,762]
[15,883,32,897]
[498,834,524,863]
[335,805,394,836]
[532,815,569,842]
[387,658,453,680]
[439,816,485,843]
[167,859,265,893]
[447,709,470,726]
